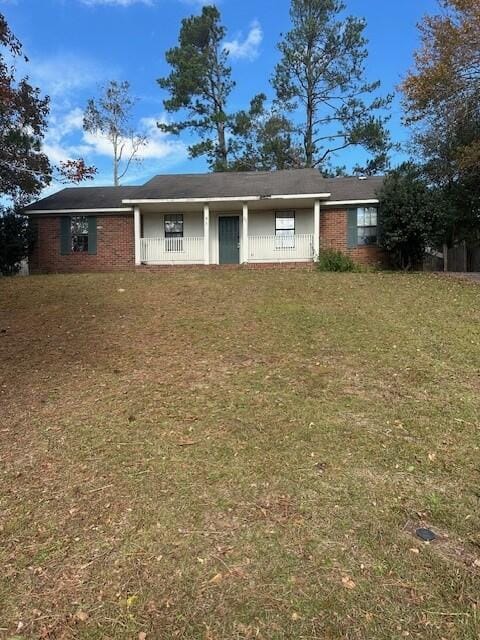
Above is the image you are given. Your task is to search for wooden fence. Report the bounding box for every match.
[424,243,480,272]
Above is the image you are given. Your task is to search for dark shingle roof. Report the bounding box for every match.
[323,176,384,201]
[23,186,137,212]
[131,169,331,199]
[24,170,384,212]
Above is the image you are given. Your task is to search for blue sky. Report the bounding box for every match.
[1,0,439,191]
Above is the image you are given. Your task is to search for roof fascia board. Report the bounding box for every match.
[122,193,331,204]
[322,199,379,206]
[25,207,133,215]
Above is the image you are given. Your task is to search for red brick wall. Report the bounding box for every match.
[29,208,385,273]
[29,214,135,273]
[320,208,386,267]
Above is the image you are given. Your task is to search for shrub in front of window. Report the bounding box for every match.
[316,249,361,272]
[0,208,35,276]
[376,163,442,270]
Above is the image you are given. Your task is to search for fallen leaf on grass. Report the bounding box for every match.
[209,572,223,584]
[74,610,88,622]
[177,439,199,446]
[126,594,138,609]
[341,576,356,589]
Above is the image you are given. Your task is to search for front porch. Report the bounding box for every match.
[134,199,321,266]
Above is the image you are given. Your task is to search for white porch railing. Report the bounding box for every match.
[141,237,204,264]
[248,234,314,262]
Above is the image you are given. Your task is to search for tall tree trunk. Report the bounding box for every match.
[304,37,314,168]
[305,96,314,168]
[216,120,228,171]
[113,136,119,186]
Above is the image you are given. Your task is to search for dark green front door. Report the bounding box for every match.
[219,216,240,264]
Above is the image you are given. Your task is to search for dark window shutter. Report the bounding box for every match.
[347,208,358,248]
[88,216,97,255]
[60,217,71,255]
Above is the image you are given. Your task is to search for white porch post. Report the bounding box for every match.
[242,201,249,263]
[203,203,210,265]
[134,205,141,265]
[314,199,321,258]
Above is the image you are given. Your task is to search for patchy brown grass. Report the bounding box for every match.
[0,270,479,639]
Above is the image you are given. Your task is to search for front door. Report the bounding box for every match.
[218,216,240,264]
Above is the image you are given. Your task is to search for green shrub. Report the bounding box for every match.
[0,209,35,276]
[316,249,360,272]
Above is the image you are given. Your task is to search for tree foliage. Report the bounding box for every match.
[402,0,479,128]
[272,0,393,173]
[0,207,34,275]
[1,12,97,206]
[0,12,51,205]
[401,0,480,244]
[84,80,147,186]
[230,94,303,171]
[377,163,443,270]
[158,6,234,171]
[158,1,393,174]
[0,13,97,275]
[56,159,97,184]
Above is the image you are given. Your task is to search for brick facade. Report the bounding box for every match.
[29,214,135,274]
[320,208,386,267]
[29,208,385,273]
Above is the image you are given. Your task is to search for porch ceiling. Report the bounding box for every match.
[134,197,323,214]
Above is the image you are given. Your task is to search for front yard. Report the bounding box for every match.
[0,270,479,639]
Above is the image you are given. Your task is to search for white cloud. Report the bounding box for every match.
[24,53,107,98]
[79,116,185,162]
[78,0,213,6]
[224,20,262,61]
[180,0,215,5]
[43,108,187,182]
[42,107,86,164]
[79,0,153,6]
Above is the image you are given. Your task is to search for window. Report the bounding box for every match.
[60,216,96,256]
[164,214,184,238]
[71,216,89,252]
[164,214,184,251]
[275,211,295,249]
[357,207,378,245]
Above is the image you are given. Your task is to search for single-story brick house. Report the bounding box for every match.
[24,168,384,273]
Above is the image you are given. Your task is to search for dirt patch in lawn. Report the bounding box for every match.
[404,520,480,573]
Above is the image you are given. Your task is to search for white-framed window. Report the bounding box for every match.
[164,214,184,252]
[275,211,295,249]
[357,207,378,245]
[71,216,89,252]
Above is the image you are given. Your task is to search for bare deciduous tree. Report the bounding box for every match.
[84,80,147,186]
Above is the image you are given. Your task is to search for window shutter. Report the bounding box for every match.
[60,217,71,255]
[88,216,97,255]
[347,209,358,248]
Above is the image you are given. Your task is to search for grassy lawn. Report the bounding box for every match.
[0,270,479,639]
